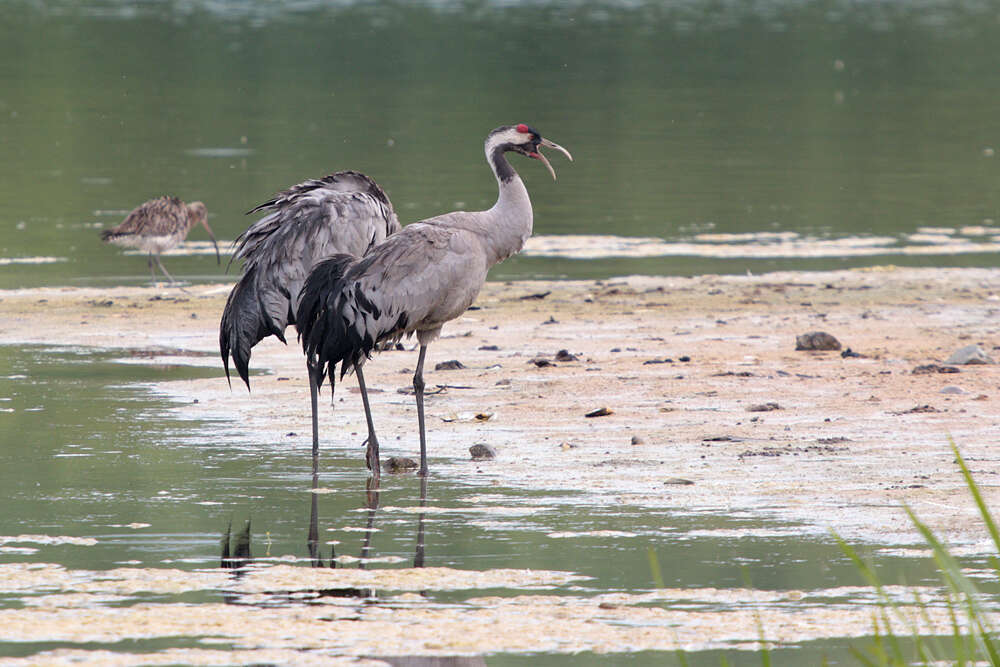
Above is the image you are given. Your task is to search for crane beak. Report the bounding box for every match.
[202,220,221,264]
[531,137,573,181]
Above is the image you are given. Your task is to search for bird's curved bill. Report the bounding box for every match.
[531,138,573,181]
[202,220,221,264]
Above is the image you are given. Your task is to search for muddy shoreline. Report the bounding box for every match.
[2,266,1000,549]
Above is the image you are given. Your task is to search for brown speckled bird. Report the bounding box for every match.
[100,196,219,283]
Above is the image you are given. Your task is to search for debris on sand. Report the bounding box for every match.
[435,360,466,371]
[555,349,578,362]
[795,331,841,351]
[913,364,960,374]
[585,407,614,418]
[747,402,781,412]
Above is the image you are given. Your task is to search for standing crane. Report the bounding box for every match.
[219,171,400,459]
[296,124,572,478]
[100,196,220,284]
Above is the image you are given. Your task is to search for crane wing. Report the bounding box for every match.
[298,220,488,383]
[220,172,399,389]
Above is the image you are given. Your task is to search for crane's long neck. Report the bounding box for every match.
[481,146,533,266]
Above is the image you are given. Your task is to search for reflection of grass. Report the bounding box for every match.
[836,439,998,665]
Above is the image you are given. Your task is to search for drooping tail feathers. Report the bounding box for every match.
[219,265,291,389]
[100,229,127,242]
[295,254,364,390]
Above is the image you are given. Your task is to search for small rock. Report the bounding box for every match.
[495,378,512,386]
[555,349,578,362]
[520,291,551,300]
[435,360,466,371]
[559,442,577,450]
[663,478,695,486]
[678,355,691,362]
[747,402,781,412]
[795,331,842,351]
[840,348,864,358]
[945,344,994,365]
[542,316,558,325]
[383,457,418,473]
[479,345,499,351]
[585,407,614,418]
[469,444,496,461]
[913,364,960,375]
[643,358,673,365]
[531,358,555,368]
[940,385,967,395]
[630,435,644,445]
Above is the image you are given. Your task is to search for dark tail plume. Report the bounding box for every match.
[220,265,284,390]
[296,254,359,389]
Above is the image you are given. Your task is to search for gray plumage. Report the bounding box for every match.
[100,196,219,283]
[220,170,400,389]
[297,124,572,477]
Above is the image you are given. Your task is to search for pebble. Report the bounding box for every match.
[940,385,967,395]
[631,435,644,445]
[585,407,614,418]
[795,331,842,351]
[555,349,578,362]
[435,359,466,371]
[664,478,695,486]
[945,344,994,365]
[469,444,497,461]
[383,457,418,473]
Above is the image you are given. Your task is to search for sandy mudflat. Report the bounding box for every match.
[2,266,1000,549]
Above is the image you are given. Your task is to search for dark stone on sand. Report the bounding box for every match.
[747,402,781,412]
[945,344,994,365]
[795,331,842,351]
[630,435,644,445]
[531,358,555,367]
[469,444,497,461]
[841,348,864,358]
[555,349,578,362]
[664,478,695,486]
[383,457,419,473]
[479,345,499,351]
[435,359,466,371]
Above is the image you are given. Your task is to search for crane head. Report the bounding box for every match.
[489,124,573,180]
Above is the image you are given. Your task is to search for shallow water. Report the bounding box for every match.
[2,0,1000,288]
[0,343,981,662]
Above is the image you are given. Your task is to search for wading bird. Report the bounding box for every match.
[100,196,220,284]
[219,171,400,457]
[297,124,572,478]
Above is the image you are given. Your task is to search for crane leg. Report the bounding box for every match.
[354,363,380,480]
[308,360,321,459]
[413,344,429,477]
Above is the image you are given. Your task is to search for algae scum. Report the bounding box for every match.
[0,343,982,665]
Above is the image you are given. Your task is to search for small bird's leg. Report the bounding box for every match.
[147,253,157,281]
[354,363,380,479]
[413,344,429,477]
[152,252,177,285]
